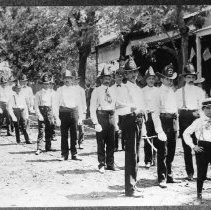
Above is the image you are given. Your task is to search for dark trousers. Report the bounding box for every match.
[120,113,142,195]
[96,110,115,168]
[144,113,157,164]
[157,114,177,182]
[0,102,12,135]
[13,108,29,143]
[78,124,84,145]
[37,106,54,151]
[115,115,124,150]
[179,109,198,176]
[196,141,211,195]
[59,107,78,158]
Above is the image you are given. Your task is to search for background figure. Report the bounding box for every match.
[142,66,158,168]
[75,75,87,149]
[7,80,30,144]
[34,73,58,155]
[0,76,13,136]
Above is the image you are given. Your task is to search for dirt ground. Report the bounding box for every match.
[0,123,211,207]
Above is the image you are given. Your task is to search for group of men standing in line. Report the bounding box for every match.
[89,55,209,202]
[0,55,210,204]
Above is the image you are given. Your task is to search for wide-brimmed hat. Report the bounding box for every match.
[202,98,211,108]
[40,73,51,84]
[0,76,8,84]
[181,63,198,77]
[12,80,22,91]
[156,63,177,80]
[194,77,205,84]
[144,66,156,79]
[19,74,28,82]
[63,70,74,79]
[124,56,139,72]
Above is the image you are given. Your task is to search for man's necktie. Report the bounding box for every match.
[105,87,112,104]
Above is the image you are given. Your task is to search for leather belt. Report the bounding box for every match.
[160,113,177,119]
[97,110,114,115]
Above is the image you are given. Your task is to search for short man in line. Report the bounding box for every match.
[183,98,211,205]
[8,80,31,144]
[176,63,206,181]
[75,75,87,149]
[152,63,180,188]
[56,70,83,161]
[34,73,58,155]
[119,56,146,197]
[111,69,126,152]
[142,66,159,168]
[90,65,117,173]
[0,76,13,136]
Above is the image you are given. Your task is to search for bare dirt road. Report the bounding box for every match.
[0,125,211,207]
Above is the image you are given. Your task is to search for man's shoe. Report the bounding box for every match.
[35,150,42,155]
[72,155,82,161]
[145,162,151,169]
[125,190,143,198]
[187,174,194,181]
[159,180,167,188]
[106,166,118,171]
[99,166,105,174]
[7,132,12,136]
[167,178,181,183]
[25,141,31,144]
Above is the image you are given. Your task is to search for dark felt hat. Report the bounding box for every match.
[156,63,177,80]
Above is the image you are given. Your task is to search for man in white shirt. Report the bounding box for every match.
[142,66,159,168]
[34,73,58,155]
[75,75,87,149]
[111,69,126,152]
[90,65,117,173]
[183,98,211,205]
[56,70,83,161]
[176,63,206,181]
[7,80,30,144]
[153,63,180,188]
[0,76,13,136]
[119,56,145,197]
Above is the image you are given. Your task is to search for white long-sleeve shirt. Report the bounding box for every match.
[151,85,178,134]
[20,86,34,109]
[0,86,13,104]
[35,88,57,118]
[90,85,117,124]
[176,84,205,110]
[56,85,83,121]
[183,115,211,149]
[7,92,28,120]
[142,85,159,112]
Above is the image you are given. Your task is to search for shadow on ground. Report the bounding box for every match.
[136,178,158,188]
[78,152,97,156]
[108,185,124,191]
[26,159,60,163]
[57,169,99,175]
[9,151,36,154]
[66,191,123,200]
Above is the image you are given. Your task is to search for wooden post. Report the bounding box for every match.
[196,36,202,78]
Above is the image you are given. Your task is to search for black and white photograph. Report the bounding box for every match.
[0,2,211,207]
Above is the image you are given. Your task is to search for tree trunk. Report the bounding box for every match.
[78,43,91,88]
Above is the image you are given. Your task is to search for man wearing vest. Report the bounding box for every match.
[8,80,31,144]
[90,65,117,173]
[176,63,206,181]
